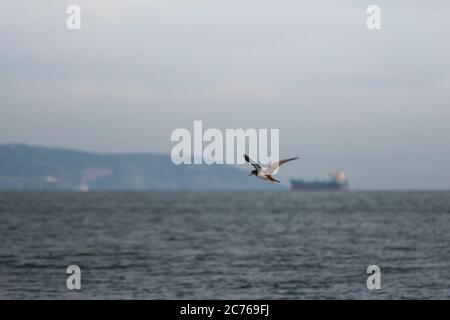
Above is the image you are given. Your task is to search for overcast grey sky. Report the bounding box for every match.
[1,0,450,189]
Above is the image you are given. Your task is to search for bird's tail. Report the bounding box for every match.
[267,176,280,183]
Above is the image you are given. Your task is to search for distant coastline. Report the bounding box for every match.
[0,144,283,191]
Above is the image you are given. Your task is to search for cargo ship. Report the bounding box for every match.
[290,171,349,191]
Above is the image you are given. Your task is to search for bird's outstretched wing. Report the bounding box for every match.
[265,157,299,175]
[244,154,261,170]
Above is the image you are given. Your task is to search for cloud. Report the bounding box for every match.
[69,0,170,21]
[64,82,153,101]
[207,82,285,101]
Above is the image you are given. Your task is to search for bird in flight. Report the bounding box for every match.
[244,154,299,183]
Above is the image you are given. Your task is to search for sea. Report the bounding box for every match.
[0,191,449,299]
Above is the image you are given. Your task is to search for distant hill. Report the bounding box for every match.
[0,144,284,191]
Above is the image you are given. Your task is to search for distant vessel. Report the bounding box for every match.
[290,171,349,191]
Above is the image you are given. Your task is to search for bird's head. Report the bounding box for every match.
[249,170,257,177]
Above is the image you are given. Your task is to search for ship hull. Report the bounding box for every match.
[290,180,349,191]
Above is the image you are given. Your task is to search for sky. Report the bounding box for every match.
[1,0,450,189]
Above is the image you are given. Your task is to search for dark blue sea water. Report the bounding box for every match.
[0,191,449,299]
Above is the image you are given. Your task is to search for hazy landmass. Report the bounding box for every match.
[0,144,283,191]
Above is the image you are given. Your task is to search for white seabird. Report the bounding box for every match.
[244,154,299,183]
